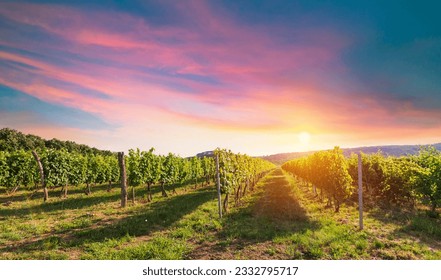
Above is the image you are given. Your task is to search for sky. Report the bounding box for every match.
[0,0,440,157]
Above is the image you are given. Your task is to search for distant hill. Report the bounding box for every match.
[0,128,113,156]
[260,143,441,165]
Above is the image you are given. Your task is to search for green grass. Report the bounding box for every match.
[0,170,440,260]
[407,215,441,239]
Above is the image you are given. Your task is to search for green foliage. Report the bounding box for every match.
[42,149,71,187]
[140,148,160,186]
[214,148,275,212]
[282,147,353,212]
[95,155,109,184]
[382,157,417,205]
[0,127,113,156]
[84,154,98,185]
[4,150,36,190]
[1,165,440,260]
[347,152,417,206]
[176,158,191,184]
[0,128,45,152]
[0,151,9,186]
[105,155,119,184]
[127,148,143,187]
[347,152,387,198]
[189,156,203,186]
[201,156,215,185]
[285,145,441,214]
[67,153,86,186]
[159,153,180,185]
[215,149,273,193]
[411,147,441,212]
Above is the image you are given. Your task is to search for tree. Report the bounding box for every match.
[0,128,113,156]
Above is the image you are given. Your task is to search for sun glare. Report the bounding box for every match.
[298,131,311,146]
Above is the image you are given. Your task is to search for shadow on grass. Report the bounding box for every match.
[368,206,413,226]
[0,187,216,255]
[187,169,321,260]
[398,214,441,248]
[0,180,206,217]
[0,193,31,204]
[0,191,121,216]
[368,206,441,250]
[0,184,116,211]
[218,169,319,243]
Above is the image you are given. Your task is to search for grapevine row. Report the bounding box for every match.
[282,146,441,214]
[0,148,274,214]
[214,149,275,213]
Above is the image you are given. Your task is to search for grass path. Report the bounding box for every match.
[186,168,441,259]
[186,168,312,259]
[1,168,440,259]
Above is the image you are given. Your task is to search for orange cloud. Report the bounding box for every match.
[1,1,440,155]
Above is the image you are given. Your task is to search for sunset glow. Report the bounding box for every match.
[1,1,440,156]
[298,132,311,147]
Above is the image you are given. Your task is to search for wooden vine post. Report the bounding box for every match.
[358,153,363,230]
[215,154,222,219]
[32,150,48,202]
[118,152,128,208]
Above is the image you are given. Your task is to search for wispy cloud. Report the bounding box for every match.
[0,1,440,155]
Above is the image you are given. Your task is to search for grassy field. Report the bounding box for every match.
[0,168,440,259]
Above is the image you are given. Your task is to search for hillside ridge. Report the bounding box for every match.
[260,143,441,165]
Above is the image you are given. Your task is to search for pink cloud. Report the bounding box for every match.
[1,0,440,149]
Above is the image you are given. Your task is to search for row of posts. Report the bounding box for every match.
[118,152,363,228]
[213,153,363,228]
[115,151,223,217]
[32,150,361,228]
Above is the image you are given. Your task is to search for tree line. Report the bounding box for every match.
[0,128,113,156]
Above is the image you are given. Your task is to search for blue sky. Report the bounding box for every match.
[0,0,440,156]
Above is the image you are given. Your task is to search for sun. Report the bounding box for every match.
[298,131,311,145]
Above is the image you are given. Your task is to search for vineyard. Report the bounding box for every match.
[0,148,274,212]
[0,129,440,260]
[281,147,441,215]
